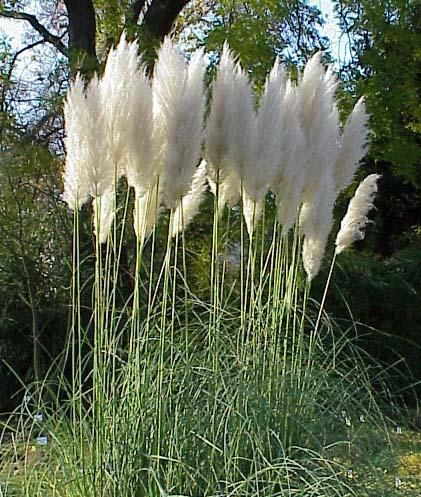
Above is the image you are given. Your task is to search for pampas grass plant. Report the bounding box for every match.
[1,36,397,497]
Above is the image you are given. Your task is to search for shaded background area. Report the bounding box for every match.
[0,0,420,411]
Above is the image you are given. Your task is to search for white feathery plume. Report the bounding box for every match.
[242,191,265,237]
[62,75,91,210]
[299,102,339,273]
[205,42,236,178]
[270,78,292,188]
[301,173,336,281]
[124,65,155,195]
[335,174,380,254]
[63,39,136,210]
[323,64,339,103]
[100,33,140,172]
[238,58,286,234]
[93,189,115,244]
[133,183,161,243]
[273,80,308,233]
[297,52,325,134]
[208,54,256,214]
[172,160,208,236]
[207,168,242,213]
[63,74,113,205]
[232,65,273,234]
[303,103,340,218]
[225,62,260,229]
[297,54,341,236]
[302,230,330,282]
[83,75,114,197]
[334,97,370,194]
[206,44,265,213]
[153,38,205,209]
[249,58,286,202]
[205,43,246,212]
[304,100,340,203]
[275,158,306,234]
[298,53,340,202]
[227,63,256,188]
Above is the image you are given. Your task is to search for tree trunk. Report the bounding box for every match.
[143,0,190,40]
[63,0,98,75]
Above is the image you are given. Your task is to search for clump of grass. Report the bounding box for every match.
[2,307,395,497]
[0,35,399,497]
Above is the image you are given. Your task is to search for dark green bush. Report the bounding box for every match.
[314,242,421,402]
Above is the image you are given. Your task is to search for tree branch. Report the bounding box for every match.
[143,0,191,40]
[8,39,45,75]
[1,40,44,110]
[0,39,45,141]
[0,9,68,56]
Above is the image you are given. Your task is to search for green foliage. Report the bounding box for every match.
[313,245,421,399]
[0,137,72,406]
[179,0,328,82]
[94,0,132,54]
[0,295,398,496]
[328,0,421,259]
[334,0,421,184]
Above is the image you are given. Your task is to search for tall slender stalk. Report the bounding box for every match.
[209,174,220,370]
[93,195,105,495]
[156,209,174,466]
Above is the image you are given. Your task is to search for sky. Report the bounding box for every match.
[310,0,351,64]
[0,16,22,45]
[0,1,37,45]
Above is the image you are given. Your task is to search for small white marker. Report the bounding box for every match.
[34,413,43,422]
[36,436,48,446]
[396,426,402,434]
